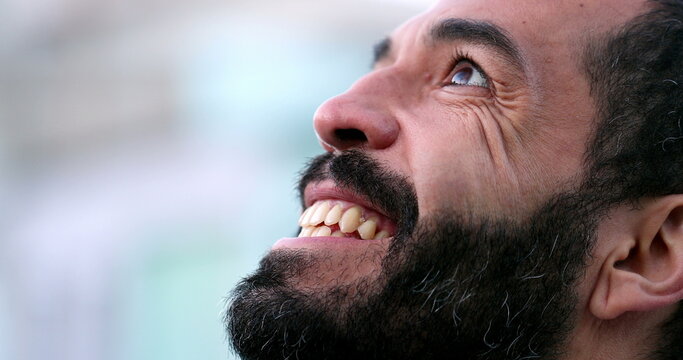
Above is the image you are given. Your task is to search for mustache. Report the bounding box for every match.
[297,150,419,237]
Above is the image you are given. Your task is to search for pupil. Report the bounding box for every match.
[454,67,473,84]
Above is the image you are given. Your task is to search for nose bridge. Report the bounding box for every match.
[347,67,402,100]
[313,68,402,152]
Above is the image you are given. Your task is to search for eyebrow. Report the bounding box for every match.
[372,18,525,70]
[430,18,524,68]
[373,37,392,66]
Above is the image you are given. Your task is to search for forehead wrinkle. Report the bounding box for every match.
[428,18,527,71]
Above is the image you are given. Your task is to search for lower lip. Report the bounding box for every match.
[272,236,388,250]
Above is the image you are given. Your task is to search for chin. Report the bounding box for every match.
[225,151,597,360]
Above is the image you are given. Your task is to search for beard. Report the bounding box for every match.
[226,150,598,360]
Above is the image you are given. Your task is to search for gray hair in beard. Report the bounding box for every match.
[226,150,599,360]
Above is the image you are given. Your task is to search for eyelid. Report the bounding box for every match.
[451,50,483,72]
[453,59,482,74]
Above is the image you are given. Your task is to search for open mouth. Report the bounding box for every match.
[298,199,396,240]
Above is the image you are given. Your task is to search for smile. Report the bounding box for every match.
[298,200,395,240]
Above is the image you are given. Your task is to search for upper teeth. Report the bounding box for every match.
[298,200,392,240]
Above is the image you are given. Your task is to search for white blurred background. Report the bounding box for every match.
[0,0,434,359]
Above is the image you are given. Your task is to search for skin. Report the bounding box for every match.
[283,0,683,358]
[316,0,646,218]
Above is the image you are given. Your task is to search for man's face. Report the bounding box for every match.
[274,0,646,298]
[315,0,643,219]
[228,0,648,359]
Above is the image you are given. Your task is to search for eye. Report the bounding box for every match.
[450,60,488,88]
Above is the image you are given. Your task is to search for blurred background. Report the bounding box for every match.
[0,0,433,359]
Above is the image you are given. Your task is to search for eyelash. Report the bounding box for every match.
[446,50,489,87]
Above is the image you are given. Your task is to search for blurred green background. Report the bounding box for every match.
[0,0,433,359]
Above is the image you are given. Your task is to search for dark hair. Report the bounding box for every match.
[582,1,683,359]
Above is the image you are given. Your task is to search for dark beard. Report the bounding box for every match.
[226,151,597,360]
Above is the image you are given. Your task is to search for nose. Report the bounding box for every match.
[313,74,400,152]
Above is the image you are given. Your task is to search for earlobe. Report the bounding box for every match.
[590,197,683,320]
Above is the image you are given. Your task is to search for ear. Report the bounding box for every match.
[590,195,683,320]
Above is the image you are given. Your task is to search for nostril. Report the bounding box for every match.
[334,128,367,144]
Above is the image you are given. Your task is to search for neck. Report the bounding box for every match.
[566,308,674,360]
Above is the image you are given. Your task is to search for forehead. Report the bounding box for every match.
[391,0,648,64]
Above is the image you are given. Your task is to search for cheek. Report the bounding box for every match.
[404,103,514,216]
